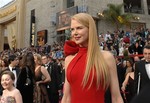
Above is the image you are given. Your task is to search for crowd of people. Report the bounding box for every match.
[0,43,65,103]
[0,12,149,103]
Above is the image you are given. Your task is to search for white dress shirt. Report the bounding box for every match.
[145,64,150,79]
[9,66,17,87]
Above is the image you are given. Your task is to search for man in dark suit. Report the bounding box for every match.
[131,82,150,103]
[116,58,126,89]
[42,54,62,103]
[116,58,126,102]
[134,44,150,95]
[6,54,20,87]
[0,54,20,95]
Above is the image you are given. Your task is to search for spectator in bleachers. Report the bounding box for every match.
[128,40,143,55]
[133,56,140,62]
[104,31,111,42]
[110,45,117,56]
[144,28,150,39]
[133,41,143,54]
[123,35,130,44]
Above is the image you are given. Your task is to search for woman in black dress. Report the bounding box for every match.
[121,63,135,103]
[17,52,35,103]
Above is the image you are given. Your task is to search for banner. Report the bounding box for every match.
[30,16,35,46]
[56,6,78,31]
[37,30,47,46]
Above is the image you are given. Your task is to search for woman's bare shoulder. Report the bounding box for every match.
[65,54,76,69]
[128,72,134,76]
[40,65,45,70]
[101,50,116,69]
[2,90,6,94]
[13,88,21,94]
[101,50,114,59]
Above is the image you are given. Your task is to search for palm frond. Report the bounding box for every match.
[102,3,134,29]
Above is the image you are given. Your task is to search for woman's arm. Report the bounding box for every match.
[104,51,124,103]
[39,66,51,84]
[15,89,23,103]
[121,73,130,91]
[61,76,71,103]
[61,55,74,103]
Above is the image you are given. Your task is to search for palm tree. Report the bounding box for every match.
[101,3,133,30]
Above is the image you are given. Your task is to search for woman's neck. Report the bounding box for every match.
[35,65,41,72]
[35,64,40,67]
[7,86,15,91]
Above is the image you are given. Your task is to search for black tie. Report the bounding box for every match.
[146,62,150,64]
[12,68,16,71]
[45,64,49,67]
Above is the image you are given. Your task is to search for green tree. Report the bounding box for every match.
[101,3,133,30]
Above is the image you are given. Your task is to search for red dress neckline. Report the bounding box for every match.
[64,40,79,56]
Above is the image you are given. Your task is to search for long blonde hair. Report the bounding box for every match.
[34,53,42,65]
[72,13,110,89]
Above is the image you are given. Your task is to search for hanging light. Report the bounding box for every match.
[134,16,140,20]
[97,12,104,17]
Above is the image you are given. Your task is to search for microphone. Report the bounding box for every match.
[137,72,141,95]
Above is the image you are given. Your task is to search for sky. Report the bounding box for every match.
[0,0,14,8]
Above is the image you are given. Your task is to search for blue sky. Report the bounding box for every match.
[0,0,14,8]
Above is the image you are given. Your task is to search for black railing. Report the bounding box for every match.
[124,8,144,14]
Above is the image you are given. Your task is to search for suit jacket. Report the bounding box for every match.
[117,62,126,89]
[131,83,150,103]
[1,66,20,78]
[0,66,20,95]
[134,60,150,95]
[46,62,61,94]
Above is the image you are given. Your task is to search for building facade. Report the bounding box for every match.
[0,0,150,50]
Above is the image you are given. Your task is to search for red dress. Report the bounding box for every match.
[64,41,105,103]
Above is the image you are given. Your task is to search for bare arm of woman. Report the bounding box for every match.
[15,89,23,103]
[38,66,51,84]
[121,73,130,91]
[103,51,124,103]
[61,55,74,103]
[61,74,71,103]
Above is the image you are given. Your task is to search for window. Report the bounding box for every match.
[123,0,144,14]
[0,0,15,8]
[67,0,74,8]
[147,0,150,14]
[31,9,35,17]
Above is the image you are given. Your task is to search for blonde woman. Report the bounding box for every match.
[62,13,123,103]
[34,53,51,103]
